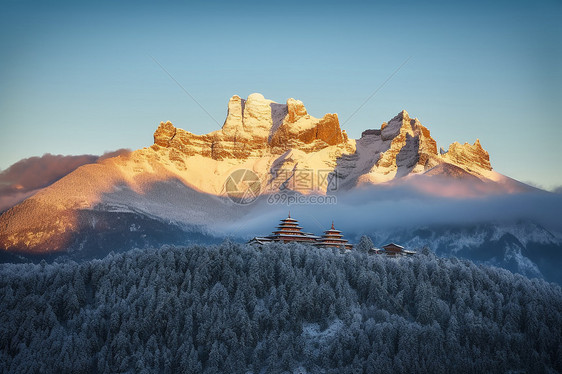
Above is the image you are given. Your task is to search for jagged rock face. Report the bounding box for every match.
[153,93,349,160]
[368,110,440,179]
[442,139,492,172]
[153,121,176,147]
[153,99,490,184]
[0,95,510,254]
[337,109,495,186]
[287,98,307,122]
[270,113,347,150]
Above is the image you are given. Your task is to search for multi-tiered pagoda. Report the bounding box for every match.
[248,213,320,245]
[315,222,353,250]
[248,214,352,250]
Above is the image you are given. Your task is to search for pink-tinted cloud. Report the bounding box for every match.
[97,149,131,162]
[384,173,535,198]
[0,150,131,212]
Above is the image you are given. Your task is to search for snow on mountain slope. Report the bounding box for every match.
[373,221,562,283]
[390,221,559,254]
[0,152,248,252]
[334,110,499,190]
[0,94,532,253]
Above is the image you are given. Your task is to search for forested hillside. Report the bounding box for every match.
[1,243,561,373]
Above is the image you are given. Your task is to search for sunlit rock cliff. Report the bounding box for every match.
[0,94,522,253]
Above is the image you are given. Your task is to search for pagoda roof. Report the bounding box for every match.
[273,230,303,234]
[276,225,303,229]
[280,217,298,223]
[383,243,404,249]
[322,233,343,238]
[282,217,298,221]
[248,237,273,245]
[272,228,307,233]
[266,233,319,239]
[324,229,342,234]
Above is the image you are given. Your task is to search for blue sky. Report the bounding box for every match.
[1,0,561,189]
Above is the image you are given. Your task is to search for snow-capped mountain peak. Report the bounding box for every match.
[0,94,531,253]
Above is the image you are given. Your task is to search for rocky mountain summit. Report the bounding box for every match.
[153,93,349,160]
[0,94,524,253]
[150,95,495,191]
[334,109,492,187]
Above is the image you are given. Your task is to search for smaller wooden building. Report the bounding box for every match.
[381,243,416,257]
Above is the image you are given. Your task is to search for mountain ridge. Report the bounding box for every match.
[0,93,532,253]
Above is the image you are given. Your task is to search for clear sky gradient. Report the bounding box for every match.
[1,0,561,189]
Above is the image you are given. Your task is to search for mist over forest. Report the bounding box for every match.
[225,183,562,238]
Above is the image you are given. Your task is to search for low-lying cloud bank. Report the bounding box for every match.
[0,150,130,212]
[221,178,562,239]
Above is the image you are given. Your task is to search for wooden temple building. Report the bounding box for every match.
[248,214,415,255]
[369,243,416,257]
[248,213,353,250]
[314,222,353,250]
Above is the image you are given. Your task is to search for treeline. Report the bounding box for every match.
[1,242,561,373]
